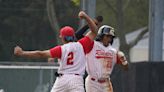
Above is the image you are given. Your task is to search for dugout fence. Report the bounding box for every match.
[0,62,59,92]
[111,62,164,92]
[1,62,164,92]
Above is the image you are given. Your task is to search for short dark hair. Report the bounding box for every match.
[95,34,114,45]
[96,16,103,22]
[64,36,75,42]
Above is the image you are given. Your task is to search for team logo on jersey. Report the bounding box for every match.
[96,50,113,58]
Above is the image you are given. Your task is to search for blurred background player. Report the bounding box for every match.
[75,15,103,40]
[84,25,128,92]
[14,11,97,92]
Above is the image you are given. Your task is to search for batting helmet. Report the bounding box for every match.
[59,26,75,42]
[95,25,115,44]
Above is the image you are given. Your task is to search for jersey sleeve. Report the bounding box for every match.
[78,36,94,54]
[50,46,62,59]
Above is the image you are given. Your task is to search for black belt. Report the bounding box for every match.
[55,72,79,77]
[55,72,63,77]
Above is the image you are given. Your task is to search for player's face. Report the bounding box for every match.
[102,35,113,47]
[59,36,66,44]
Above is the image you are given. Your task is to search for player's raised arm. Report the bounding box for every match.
[75,16,103,40]
[14,46,51,59]
[78,11,98,40]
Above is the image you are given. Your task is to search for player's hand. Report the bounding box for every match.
[78,11,87,19]
[117,51,128,65]
[118,51,129,70]
[48,58,55,63]
[14,46,23,56]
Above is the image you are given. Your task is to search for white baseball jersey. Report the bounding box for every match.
[86,41,118,79]
[50,42,86,92]
[57,42,86,75]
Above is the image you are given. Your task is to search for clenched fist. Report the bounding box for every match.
[78,11,87,19]
[117,51,128,65]
[14,46,23,56]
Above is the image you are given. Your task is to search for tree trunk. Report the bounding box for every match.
[115,0,130,62]
[46,0,60,44]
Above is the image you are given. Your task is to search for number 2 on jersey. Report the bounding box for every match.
[67,52,74,65]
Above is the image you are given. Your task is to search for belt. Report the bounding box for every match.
[55,72,79,77]
[91,77,108,83]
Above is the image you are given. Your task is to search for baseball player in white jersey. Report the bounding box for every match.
[80,25,129,92]
[14,11,97,92]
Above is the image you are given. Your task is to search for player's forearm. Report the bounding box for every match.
[20,51,49,59]
[83,14,97,34]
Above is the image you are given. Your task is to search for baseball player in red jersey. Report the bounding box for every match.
[14,11,97,92]
[80,25,128,92]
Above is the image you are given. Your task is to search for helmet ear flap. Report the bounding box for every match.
[110,38,114,45]
[95,34,104,41]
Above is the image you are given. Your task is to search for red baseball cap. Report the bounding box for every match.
[59,26,75,37]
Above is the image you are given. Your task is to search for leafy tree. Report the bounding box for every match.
[0,0,148,62]
[71,0,149,62]
[0,0,80,62]
[96,0,149,62]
